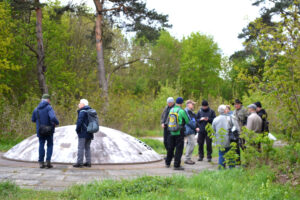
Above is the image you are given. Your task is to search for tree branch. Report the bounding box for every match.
[25,43,38,57]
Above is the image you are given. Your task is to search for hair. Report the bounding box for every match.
[218,105,227,114]
[80,99,89,106]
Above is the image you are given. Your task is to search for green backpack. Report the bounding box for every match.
[168,108,181,132]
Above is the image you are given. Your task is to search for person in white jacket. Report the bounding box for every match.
[212,105,240,169]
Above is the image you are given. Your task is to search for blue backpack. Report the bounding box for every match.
[184,108,197,135]
[81,109,99,134]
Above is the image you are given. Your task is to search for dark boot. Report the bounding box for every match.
[73,163,83,168]
[39,162,45,169]
[46,161,53,169]
[83,162,91,167]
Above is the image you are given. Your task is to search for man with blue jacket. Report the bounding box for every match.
[32,94,59,169]
[73,99,94,168]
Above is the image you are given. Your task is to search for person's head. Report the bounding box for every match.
[186,100,196,111]
[254,101,262,112]
[167,97,175,107]
[41,94,51,103]
[201,100,209,110]
[78,99,89,109]
[176,97,184,107]
[218,105,227,115]
[247,104,257,113]
[234,99,242,110]
[225,105,231,113]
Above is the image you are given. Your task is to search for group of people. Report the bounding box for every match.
[32,94,95,168]
[161,97,268,170]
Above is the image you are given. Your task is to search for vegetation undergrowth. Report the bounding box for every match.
[1,166,299,200]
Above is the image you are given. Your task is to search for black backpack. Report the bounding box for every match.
[81,109,99,134]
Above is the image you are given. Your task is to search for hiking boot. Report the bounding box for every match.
[46,161,53,169]
[207,159,212,162]
[174,166,184,170]
[73,163,83,168]
[39,162,45,169]
[83,163,92,167]
[184,160,195,165]
[198,157,203,161]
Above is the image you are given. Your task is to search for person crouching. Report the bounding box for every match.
[73,99,94,168]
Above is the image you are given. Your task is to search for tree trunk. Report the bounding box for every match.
[35,0,48,94]
[94,0,109,112]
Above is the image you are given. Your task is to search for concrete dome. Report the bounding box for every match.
[3,125,162,164]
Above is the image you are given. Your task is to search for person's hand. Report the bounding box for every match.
[200,117,205,121]
[161,124,165,128]
[204,117,209,121]
[196,128,200,132]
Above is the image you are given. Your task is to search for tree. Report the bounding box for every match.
[180,32,221,98]
[92,0,171,109]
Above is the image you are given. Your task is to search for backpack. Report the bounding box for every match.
[227,116,239,142]
[81,109,99,134]
[184,108,196,135]
[168,108,181,132]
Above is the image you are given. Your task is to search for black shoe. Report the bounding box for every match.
[46,161,53,169]
[184,160,195,165]
[198,157,203,161]
[39,162,45,169]
[165,165,170,168]
[207,159,212,162]
[73,163,83,168]
[83,163,91,167]
[174,166,184,170]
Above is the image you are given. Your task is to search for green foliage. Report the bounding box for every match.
[139,138,166,154]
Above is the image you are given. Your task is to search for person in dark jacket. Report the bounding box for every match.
[160,97,175,151]
[73,99,94,168]
[254,102,269,133]
[32,94,59,169]
[196,100,216,162]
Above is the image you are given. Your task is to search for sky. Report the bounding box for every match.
[61,0,261,56]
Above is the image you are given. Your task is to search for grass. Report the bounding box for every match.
[0,137,24,152]
[1,167,299,200]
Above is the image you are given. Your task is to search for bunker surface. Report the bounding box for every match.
[3,125,162,164]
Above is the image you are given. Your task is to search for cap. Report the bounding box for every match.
[247,104,257,110]
[202,100,209,106]
[42,94,51,100]
[176,97,184,104]
[254,101,262,108]
[186,100,196,105]
[235,99,242,104]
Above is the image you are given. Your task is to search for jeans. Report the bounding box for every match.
[77,138,92,164]
[166,133,184,168]
[38,135,53,162]
[218,147,235,169]
[198,131,212,159]
[185,134,196,161]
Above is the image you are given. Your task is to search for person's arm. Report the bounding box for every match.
[196,110,201,123]
[246,116,253,131]
[76,111,85,134]
[179,109,190,126]
[160,107,167,126]
[31,109,36,123]
[208,110,216,124]
[48,106,59,125]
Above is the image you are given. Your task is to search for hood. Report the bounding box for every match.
[78,105,91,113]
[37,100,49,109]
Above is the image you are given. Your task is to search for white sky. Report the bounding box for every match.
[60,0,261,56]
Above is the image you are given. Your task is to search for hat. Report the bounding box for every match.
[167,97,175,104]
[80,99,89,106]
[247,104,257,110]
[201,100,209,106]
[42,94,51,100]
[186,100,196,105]
[234,99,242,104]
[254,101,262,108]
[176,97,184,104]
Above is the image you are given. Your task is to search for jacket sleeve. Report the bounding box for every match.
[196,110,201,123]
[76,111,85,134]
[208,110,216,124]
[160,107,167,124]
[246,116,253,131]
[32,109,37,123]
[179,109,190,126]
[48,106,59,125]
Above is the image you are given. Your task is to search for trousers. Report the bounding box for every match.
[198,131,212,159]
[166,133,184,168]
[77,138,92,164]
[38,135,53,162]
[185,134,196,161]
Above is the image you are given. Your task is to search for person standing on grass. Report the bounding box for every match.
[165,97,189,170]
[213,105,240,169]
[73,99,94,168]
[32,94,59,169]
[160,97,175,152]
[246,104,262,134]
[184,100,200,165]
[196,100,216,162]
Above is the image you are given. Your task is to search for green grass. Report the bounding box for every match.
[0,137,24,152]
[1,167,299,200]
